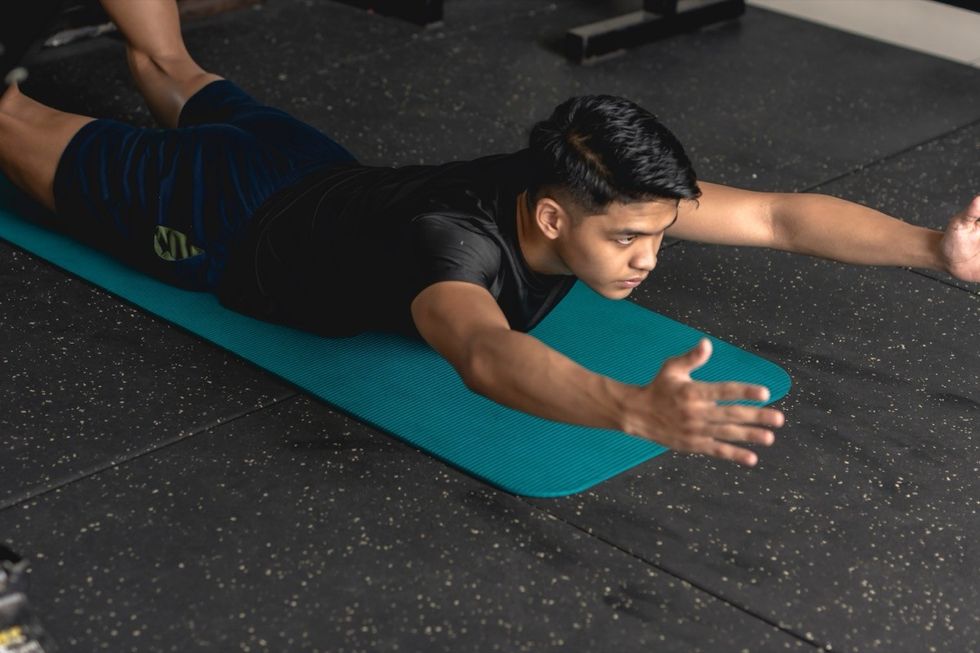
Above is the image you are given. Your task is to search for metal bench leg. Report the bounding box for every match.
[566,0,746,64]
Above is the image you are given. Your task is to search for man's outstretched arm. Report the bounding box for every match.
[411,281,784,467]
[669,182,980,282]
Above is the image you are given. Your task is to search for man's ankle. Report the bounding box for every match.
[126,46,202,83]
[0,79,23,115]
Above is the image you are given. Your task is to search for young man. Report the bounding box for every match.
[1,0,977,469]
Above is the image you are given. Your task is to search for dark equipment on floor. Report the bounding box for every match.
[567,0,746,63]
[0,545,58,652]
[332,0,747,63]
[0,0,63,85]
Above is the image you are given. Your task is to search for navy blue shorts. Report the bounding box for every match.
[52,79,357,290]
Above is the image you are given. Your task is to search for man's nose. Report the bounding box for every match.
[632,242,658,271]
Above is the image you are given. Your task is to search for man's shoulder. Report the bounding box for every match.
[415,148,533,184]
[411,212,503,250]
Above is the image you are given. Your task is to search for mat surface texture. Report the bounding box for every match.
[0,178,789,496]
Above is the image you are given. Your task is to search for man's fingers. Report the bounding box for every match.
[698,380,771,403]
[718,444,759,467]
[684,438,759,467]
[950,197,980,229]
[704,423,776,446]
[663,338,712,376]
[709,404,785,428]
[959,195,980,220]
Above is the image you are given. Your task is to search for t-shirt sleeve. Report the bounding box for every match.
[409,214,502,293]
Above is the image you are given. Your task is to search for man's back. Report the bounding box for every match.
[217,149,575,338]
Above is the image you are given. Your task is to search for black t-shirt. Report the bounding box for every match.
[217,149,576,338]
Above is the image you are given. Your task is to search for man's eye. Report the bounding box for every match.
[616,235,636,245]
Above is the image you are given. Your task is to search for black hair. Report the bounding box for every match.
[527,95,701,217]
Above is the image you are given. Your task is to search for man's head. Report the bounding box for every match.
[522,95,701,299]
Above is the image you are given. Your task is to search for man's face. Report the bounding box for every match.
[556,198,679,299]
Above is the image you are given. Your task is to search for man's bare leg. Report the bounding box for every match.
[0,0,222,211]
[0,83,95,212]
[99,0,223,128]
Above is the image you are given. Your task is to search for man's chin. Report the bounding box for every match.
[595,285,634,300]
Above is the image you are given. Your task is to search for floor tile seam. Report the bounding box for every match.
[665,239,978,299]
[515,498,828,651]
[909,267,979,295]
[0,393,301,513]
[795,116,980,296]
[799,116,980,194]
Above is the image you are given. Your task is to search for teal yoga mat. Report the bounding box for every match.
[0,177,790,497]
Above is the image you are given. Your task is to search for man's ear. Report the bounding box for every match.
[535,197,569,241]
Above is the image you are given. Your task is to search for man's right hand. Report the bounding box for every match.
[413,282,784,468]
[622,338,784,467]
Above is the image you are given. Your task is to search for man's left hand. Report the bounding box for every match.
[940,195,980,283]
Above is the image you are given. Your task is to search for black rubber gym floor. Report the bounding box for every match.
[2,1,978,650]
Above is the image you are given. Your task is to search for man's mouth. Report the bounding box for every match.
[618,276,645,288]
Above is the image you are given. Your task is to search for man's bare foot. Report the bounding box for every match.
[2,66,28,87]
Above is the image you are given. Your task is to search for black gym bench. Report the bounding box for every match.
[333,0,746,63]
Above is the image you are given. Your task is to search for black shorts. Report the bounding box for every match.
[52,79,357,290]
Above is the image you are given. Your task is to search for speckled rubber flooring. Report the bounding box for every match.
[1,1,978,651]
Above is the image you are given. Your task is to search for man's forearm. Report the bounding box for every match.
[464,328,631,433]
[771,193,947,272]
[461,329,781,468]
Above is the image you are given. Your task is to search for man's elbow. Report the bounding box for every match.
[460,368,487,396]
[455,330,504,396]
